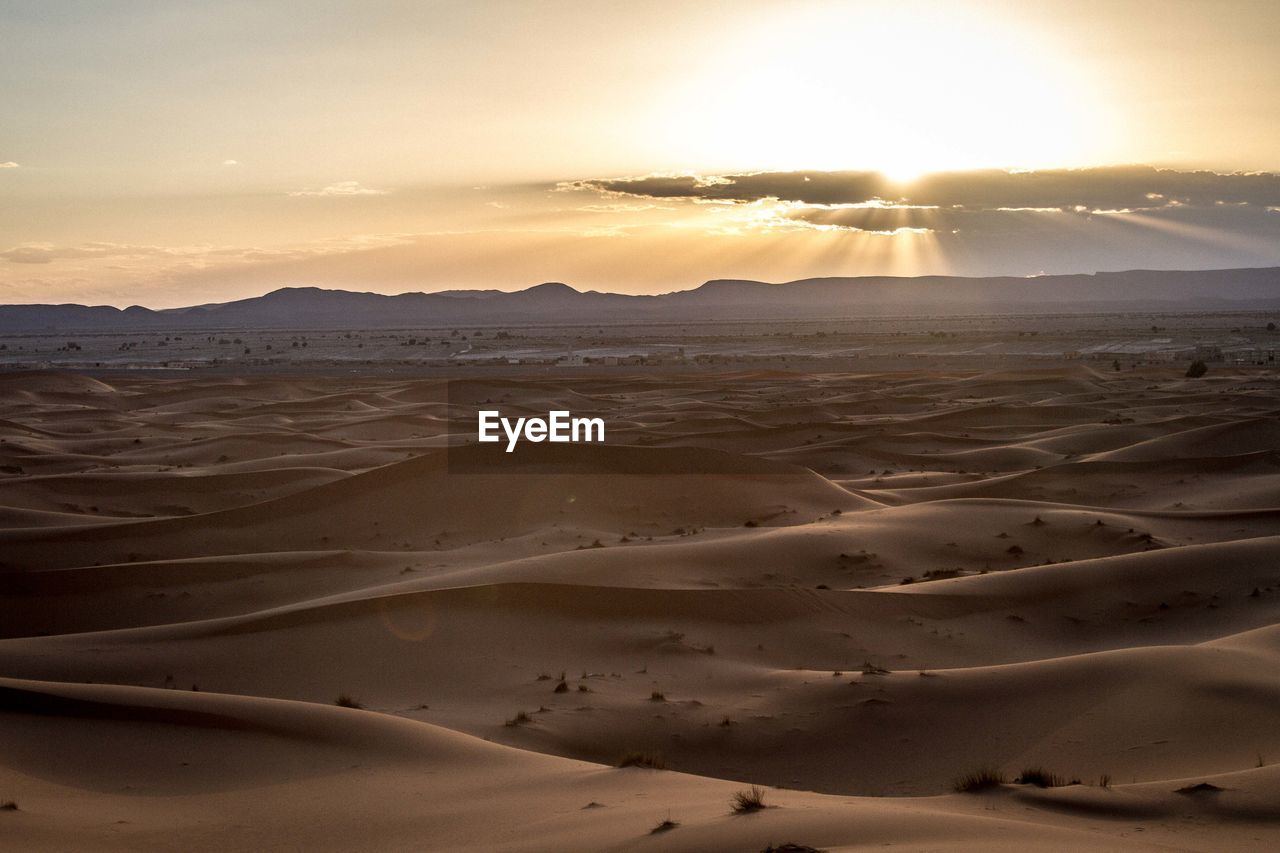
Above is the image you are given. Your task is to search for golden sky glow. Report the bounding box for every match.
[2,0,1280,306]
[650,3,1120,180]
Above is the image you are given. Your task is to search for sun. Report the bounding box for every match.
[655,1,1120,178]
[879,161,929,185]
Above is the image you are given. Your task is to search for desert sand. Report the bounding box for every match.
[1,364,1279,851]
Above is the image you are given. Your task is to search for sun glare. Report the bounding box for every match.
[658,2,1119,179]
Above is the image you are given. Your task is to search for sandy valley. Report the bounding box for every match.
[0,361,1277,851]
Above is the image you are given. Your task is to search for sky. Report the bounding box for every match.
[2,0,1280,307]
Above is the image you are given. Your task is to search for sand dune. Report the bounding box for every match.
[1,366,1278,850]
[14,674,1276,851]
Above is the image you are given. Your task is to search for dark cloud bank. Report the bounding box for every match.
[573,166,1280,212]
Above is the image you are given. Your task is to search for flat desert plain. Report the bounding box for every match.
[1,365,1279,851]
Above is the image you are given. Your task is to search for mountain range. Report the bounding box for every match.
[4,267,1280,331]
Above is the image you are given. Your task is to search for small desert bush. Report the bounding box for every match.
[1175,782,1223,794]
[616,751,665,769]
[0,800,17,811]
[1015,767,1071,788]
[334,693,364,709]
[1185,360,1208,378]
[650,817,679,833]
[505,710,532,726]
[649,690,666,702]
[954,767,1006,792]
[732,785,768,813]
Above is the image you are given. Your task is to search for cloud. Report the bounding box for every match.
[1,246,59,264]
[0,242,225,265]
[569,166,1280,212]
[576,202,670,213]
[222,159,239,166]
[1,235,419,270]
[0,162,19,169]
[1,244,125,264]
[287,180,389,197]
[782,204,950,233]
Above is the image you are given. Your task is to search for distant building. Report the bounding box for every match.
[1223,347,1265,365]
[558,346,587,367]
[1146,348,1195,363]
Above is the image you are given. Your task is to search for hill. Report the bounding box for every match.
[3,266,1280,331]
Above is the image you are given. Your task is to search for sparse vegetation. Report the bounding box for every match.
[617,751,665,769]
[921,568,961,581]
[954,767,1006,792]
[732,785,768,813]
[649,690,666,702]
[650,816,679,833]
[0,800,17,811]
[334,693,364,709]
[1185,360,1208,378]
[1175,782,1223,794]
[1015,767,1074,788]
[505,710,532,726]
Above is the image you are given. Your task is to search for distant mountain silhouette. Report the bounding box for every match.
[3,268,1280,331]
